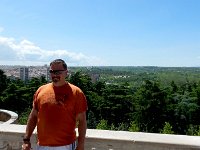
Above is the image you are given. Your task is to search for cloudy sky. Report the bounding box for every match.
[0,0,200,67]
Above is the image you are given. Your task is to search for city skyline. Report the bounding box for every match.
[0,0,200,67]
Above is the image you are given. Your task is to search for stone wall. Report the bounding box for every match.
[0,124,200,150]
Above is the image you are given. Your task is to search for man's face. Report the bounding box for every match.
[49,63,67,83]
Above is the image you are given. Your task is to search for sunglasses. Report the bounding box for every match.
[49,69,66,75]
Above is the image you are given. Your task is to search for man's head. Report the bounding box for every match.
[49,59,68,85]
[50,59,67,70]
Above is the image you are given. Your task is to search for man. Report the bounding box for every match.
[22,59,87,150]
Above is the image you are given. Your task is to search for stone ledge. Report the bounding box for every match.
[86,129,200,148]
[0,124,200,150]
[0,109,18,124]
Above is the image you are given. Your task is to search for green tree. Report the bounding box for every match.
[0,83,32,114]
[94,81,106,96]
[170,81,178,93]
[18,108,31,124]
[171,93,198,134]
[116,122,129,131]
[100,84,135,126]
[96,119,110,130]
[128,121,140,132]
[87,110,97,129]
[134,80,167,133]
[0,69,9,94]
[187,125,200,136]
[69,71,93,94]
[160,122,174,134]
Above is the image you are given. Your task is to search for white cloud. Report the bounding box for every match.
[0,36,106,66]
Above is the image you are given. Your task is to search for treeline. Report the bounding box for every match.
[0,68,200,136]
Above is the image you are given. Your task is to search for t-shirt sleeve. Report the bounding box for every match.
[33,87,42,111]
[75,90,87,115]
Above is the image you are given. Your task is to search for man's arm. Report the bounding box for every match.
[76,112,87,150]
[22,108,38,150]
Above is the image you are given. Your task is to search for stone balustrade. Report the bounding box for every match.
[0,109,18,124]
[0,109,200,150]
[0,124,200,150]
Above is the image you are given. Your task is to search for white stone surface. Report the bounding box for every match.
[1,125,200,150]
[86,129,200,147]
[0,109,18,124]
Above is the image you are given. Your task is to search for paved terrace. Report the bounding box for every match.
[0,109,200,150]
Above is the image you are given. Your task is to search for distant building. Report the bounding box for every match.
[46,67,51,81]
[20,67,29,82]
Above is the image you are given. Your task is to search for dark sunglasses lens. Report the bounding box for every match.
[49,70,64,75]
[54,71,61,75]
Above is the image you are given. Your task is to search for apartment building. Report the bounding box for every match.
[19,67,29,82]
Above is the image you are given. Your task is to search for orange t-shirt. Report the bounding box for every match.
[33,82,87,146]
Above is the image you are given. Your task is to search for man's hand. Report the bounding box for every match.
[76,143,84,150]
[22,142,31,150]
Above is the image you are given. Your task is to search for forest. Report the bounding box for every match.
[1,66,200,136]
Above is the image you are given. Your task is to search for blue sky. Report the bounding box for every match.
[0,0,200,67]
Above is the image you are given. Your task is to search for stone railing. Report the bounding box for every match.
[0,124,200,150]
[0,109,18,124]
